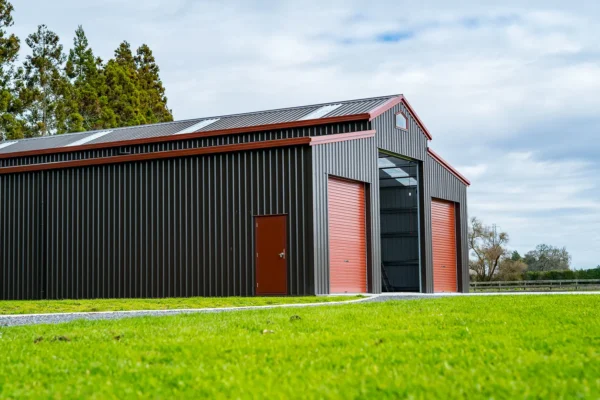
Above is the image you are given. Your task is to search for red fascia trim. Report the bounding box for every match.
[309,130,376,146]
[368,96,404,120]
[401,97,433,140]
[0,137,311,175]
[368,95,433,140]
[0,114,371,160]
[427,148,471,186]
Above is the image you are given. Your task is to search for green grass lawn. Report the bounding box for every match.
[1,296,599,399]
[0,295,363,315]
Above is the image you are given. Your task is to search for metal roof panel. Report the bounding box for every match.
[0,94,400,156]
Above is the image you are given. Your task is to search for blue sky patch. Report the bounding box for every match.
[376,30,414,43]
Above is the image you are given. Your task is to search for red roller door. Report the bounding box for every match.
[431,199,458,293]
[328,177,368,293]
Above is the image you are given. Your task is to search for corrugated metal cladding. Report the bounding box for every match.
[0,147,312,300]
[372,102,428,162]
[424,155,469,292]
[0,121,370,168]
[311,137,381,294]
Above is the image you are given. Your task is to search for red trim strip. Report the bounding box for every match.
[401,97,433,140]
[427,148,471,186]
[309,130,375,146]
[0,137,311,175]
[368,95,433,140]
[0,130,378,175]
[368,96,404,120]
[0,114,370,160]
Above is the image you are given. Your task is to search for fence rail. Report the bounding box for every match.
[470,279,600,292]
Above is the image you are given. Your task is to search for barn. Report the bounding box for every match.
[0,94,470,300]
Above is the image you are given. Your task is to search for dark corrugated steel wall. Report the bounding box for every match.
[371,103,469,293]
[0,147,312,300]
[0,172,44,299]
[311,137,381,294]
[425,155,469,292]
[372,102,428,162]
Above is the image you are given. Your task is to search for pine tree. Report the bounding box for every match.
[65,25,103,131]
[99,41,143,128]
[20,24,67,136]
[0,0,24,140]
[135,44,172,124]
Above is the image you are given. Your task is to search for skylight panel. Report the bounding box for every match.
[65,130,113,147]
[175,119,220,134]
[298,104,343,120]
[378,158,396,169]
[0,141,16,150]
[382,168,410,179]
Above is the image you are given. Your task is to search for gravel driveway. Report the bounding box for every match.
[1,292,597,327]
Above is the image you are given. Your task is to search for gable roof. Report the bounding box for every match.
[0,93,467,186]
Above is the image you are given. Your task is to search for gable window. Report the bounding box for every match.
[395,112,408,130]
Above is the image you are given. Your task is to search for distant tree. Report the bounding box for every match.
[523,244,571,272]
[20,24,67,136]
[468,217,509,281]
[511,250,522,261]
[134,44,172,124]
[496,258,527,281]
[0,0,24,140]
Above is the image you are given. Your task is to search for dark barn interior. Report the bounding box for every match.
[379,153,421,292]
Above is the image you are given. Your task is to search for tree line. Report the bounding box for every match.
[468,217,599,281]
[0,0,173,141]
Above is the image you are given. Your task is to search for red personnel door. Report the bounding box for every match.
[431,199,458,293]
[255,215,288,295]
[328,177,368,294]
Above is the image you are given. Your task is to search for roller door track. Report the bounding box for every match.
[431,199,458,293]
[328,177,368,293]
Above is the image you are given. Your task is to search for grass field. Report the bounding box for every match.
[1,295,599,399]
[0,295,363,315]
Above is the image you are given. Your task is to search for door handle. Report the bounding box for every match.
[279,249,286,259]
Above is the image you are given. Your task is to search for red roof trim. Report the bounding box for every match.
[368,95,433,140]
[309,130,376,146]
[401,97,433,140]
[0,137,312,175]
[427,148,471,186]
[368,96,404,120]
[0,114,370,160]
[0,130,377,175]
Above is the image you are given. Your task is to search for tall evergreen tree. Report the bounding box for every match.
[20,24,67,136]
[64,25,103,132]
[0,0,23,140]
[135,44,172,124]
[99,41,142,128]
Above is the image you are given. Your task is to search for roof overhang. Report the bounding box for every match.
[427,148,471,186]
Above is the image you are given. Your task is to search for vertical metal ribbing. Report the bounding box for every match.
[372,104,428,162]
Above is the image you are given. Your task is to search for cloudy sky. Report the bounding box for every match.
[13,0,600,268]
